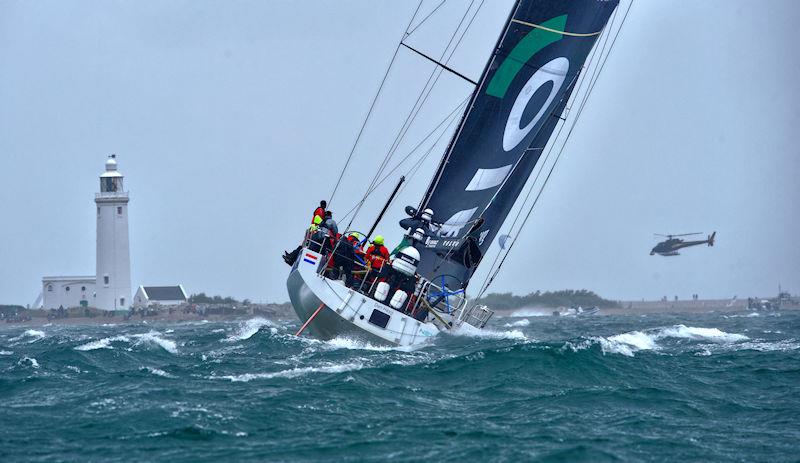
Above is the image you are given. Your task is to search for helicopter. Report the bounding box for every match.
[650,232,716,256]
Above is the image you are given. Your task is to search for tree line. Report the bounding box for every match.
[474,290,618,310]
[187,293,251,305]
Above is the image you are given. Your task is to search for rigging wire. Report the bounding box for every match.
[406,0,448,37]
[344,1,484,232]
[337,96,469,224]
[363,0,479,200]
[474,0,633,300]
[327,1,424,210]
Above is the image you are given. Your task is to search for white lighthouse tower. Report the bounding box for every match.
[94,155,131,310]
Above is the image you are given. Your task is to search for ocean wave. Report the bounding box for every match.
[598,331,658,357]
[587,324,748,357]
[132,332,178,354]
[700,339,800,354]
[10,329,46,343]
[658,325,748,343]
[141,367,176,378]
[75,335,130,351]
[74,331,178,354]
[223,318,277,342]
[450,323,528,341]
[322,337,397,352]
[504,319,531,328]
[509,308,551,317]
[214,361,365,382]
[18,356,40,368]
[0,350,13,356]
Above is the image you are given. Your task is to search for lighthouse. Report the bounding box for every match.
[94,155,131,310]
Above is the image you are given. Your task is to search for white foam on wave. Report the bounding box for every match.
[76,332,177,353]
[216,361,365,382]
[141,366,176,378]
[10,329,46,343]
[224,318,276,342]
[0,350,12,355]
[659,324,748,343]
[504,319,530,328]
[450,323,528,341]
[132,332,178,354]
[592,324,748,357]
[75,335,130,351]
[19,356,40,368]
[509,308,551,317]
[323,337,397,352]
[597,331,658,357]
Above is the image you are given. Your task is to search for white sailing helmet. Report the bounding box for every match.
[392,246,420,276]
[412,227,426,242]
[421,208,434,222]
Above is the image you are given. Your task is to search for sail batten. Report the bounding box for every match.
[412,0,619,289]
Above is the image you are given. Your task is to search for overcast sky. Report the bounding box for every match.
[1,0,798,305]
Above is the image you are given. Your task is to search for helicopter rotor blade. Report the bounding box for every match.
[655,232,703,238]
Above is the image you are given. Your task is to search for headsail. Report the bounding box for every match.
[413,0,619,288]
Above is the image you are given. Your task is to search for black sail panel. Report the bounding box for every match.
[414,0,619,288]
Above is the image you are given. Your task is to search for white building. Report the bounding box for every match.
[40,155,132,311]
[133,285,188,307]
[42,276,95,309]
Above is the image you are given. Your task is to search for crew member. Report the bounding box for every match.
[332,234,356,287]
[284,216,325,264]
[394,208,435,255]
[313,200,326,224]
[399,208,435,235]
[346,232,366,265]
[365,235,390,272]
[321,210,338,237]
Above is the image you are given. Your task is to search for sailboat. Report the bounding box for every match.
[287,0,620,347]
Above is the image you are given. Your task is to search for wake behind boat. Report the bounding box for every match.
[285,0,620,347]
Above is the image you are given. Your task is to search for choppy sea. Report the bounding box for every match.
[1,309,798,462]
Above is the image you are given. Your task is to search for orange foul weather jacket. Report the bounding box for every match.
[365,245,389,270]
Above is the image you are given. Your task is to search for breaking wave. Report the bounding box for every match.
[10,329,46,343]
[74,331,177,354]
[75,335,129,351]
[450,323,529,341]
[322,337,399,352]
[584,325,749,357]
[141,367,176,378]
[224,318,277,342]
[215,361,366,382]
[18,356,40,368]
[504,319,531,328]
[509,308,551,317]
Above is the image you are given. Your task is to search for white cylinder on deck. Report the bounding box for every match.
[389,290,408,310]
[374,282,390,302]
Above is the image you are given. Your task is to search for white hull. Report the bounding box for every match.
[286,248,442,347]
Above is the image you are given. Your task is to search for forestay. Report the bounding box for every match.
[415,0,619,287]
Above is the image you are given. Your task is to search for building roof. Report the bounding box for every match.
[43,276,95,282]
[141,286,186,301]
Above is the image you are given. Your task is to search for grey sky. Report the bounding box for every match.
[1,0,798,305]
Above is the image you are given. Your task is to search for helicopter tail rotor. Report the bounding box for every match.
[708,231,716,246]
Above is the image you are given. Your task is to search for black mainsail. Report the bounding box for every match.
[413,0,619,288]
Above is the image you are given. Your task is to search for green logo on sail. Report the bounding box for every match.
[486,15,567,99]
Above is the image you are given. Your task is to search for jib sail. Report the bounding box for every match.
[414,0,619,287]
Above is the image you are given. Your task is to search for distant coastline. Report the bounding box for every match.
[0,302,297,326]
[3,289,798,326]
